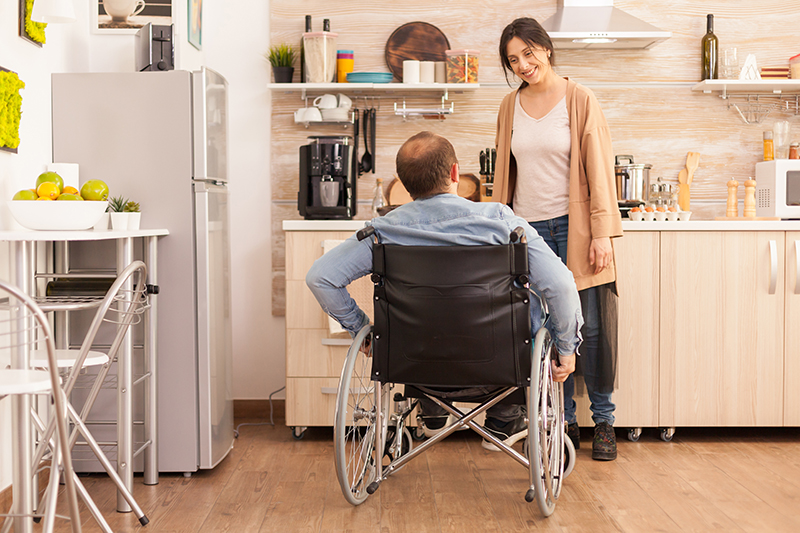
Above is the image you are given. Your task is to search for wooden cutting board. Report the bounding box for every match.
[385,22,450,82]
[386,174,481,204]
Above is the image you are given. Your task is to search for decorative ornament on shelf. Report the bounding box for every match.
[739,54,761,80]
[266,43,296,83]
[108,195,142,230]
[0,67,25,153]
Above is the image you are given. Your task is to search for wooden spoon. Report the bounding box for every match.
[685,152,700,185]
[677,169,691,211]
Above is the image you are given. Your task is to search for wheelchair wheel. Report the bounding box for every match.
[526,327,566,517]
[334,325,383,505]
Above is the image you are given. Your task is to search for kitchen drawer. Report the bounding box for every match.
[286,278,374,330]
[286,328,350,377]
[285,231,354,281]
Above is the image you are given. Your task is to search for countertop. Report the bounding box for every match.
[283,220,800,232]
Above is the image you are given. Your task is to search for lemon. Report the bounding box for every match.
[57,193,84,201]
[35,171,64,193]
[62,185,79,195]
[12,189,37,201]
[36,196,53,201]
[80,180,109,201]
[37,182,60,200]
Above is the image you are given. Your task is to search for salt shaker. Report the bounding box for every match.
[744,178,756,218]
[726,179,739,217]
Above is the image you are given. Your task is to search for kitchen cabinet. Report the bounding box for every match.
[573,232,660,430]
[785,233,800,425]
[659,231,785,426]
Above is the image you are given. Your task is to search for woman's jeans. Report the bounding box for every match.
[528,214,615,426]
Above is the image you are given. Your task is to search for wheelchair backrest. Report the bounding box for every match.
[370,242,532,388]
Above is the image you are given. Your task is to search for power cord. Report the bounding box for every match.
[233,385,286,438]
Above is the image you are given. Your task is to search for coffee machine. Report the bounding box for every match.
[299,136,357,219]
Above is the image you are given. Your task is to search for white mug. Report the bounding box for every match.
[103,0,146,22]
[313,94,338,109]
[403,60,420,84]
[295,107,322,123]
[337,93,352,109]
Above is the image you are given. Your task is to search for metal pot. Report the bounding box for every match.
[614,155,651,203]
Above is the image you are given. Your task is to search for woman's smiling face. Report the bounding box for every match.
[505,36,551,85]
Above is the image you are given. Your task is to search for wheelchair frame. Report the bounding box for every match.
[333,322,575,516]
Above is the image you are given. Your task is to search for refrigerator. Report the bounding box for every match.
[51,69,234,473]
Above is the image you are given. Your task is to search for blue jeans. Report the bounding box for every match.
[528,215,615,426]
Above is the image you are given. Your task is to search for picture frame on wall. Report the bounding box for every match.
[19,0,45,47]
[188,0,202,50]
[0,66,25,154]
[91,0,172,35]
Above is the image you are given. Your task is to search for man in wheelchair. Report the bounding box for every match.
[307,131,583,451]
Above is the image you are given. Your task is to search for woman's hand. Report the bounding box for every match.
[589,237,613,274]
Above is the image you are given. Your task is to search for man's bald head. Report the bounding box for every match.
[395,131,458,199]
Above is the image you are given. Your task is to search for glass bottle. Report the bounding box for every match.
[371,178,387,217]
[763,130,774,161]
[701,14,718,80]
[300,15,311,83]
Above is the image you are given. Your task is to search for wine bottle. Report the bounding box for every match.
[300,15,311,83]
[701,14,718,80]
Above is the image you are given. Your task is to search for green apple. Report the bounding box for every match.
[56,193,84,201]
[80,180,109,201]
[12,189,37,201]
[36,171,64,193]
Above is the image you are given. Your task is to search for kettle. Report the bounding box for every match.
[614,155,651,204]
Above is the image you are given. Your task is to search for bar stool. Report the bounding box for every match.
[28,260,151,532]
[0,279,81,533]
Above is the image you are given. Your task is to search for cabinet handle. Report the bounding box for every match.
[769,239,777,295]
[320,338,352,346]
[795,240,800,295]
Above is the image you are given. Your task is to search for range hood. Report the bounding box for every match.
[541,0,671,50]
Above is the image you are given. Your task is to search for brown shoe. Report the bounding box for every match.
[592,421,617,461]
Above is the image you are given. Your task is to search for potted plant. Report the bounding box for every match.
[108,195,140,230]
[266,44,295,83]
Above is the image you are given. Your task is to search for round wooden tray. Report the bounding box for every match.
[384,22,450,82]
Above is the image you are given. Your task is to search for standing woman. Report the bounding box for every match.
[493,17,623,461]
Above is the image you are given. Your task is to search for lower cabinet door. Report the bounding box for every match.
[286,377,341,427]
[785,233,800,426]
[660,231,784,427]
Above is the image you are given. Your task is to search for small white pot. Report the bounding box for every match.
[93,212,110,231]
[127,212,141,230]
[110,212,128,231]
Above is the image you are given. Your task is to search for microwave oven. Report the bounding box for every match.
[755,160,800,219]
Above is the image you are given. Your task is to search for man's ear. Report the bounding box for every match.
[450,163,460,183]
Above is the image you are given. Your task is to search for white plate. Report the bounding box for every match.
[7,200,108,231]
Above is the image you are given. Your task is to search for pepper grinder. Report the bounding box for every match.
[726,179,739,217]
[744,178,756,218]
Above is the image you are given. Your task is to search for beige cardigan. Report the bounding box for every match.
[493,79,623,291]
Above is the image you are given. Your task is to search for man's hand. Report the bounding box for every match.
[588,237,613,275]
[359,335,372,357]
[551,353,575,383]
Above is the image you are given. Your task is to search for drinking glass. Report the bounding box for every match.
[774,120,791,159]
[721,48,739,79]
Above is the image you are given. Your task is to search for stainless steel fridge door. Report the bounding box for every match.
[193,181,234,468]
[193,67,229,183]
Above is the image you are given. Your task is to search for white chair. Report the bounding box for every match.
[0,279,81,533]
[28,260,151,532]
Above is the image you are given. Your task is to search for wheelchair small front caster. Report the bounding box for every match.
[627,427,642,442]
[659,427,675,442]
[291,426,307,440]
[411,426,427,441]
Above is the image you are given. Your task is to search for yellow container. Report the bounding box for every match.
[337,50,354,83]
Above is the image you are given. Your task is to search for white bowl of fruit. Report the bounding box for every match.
[7,172,109,231]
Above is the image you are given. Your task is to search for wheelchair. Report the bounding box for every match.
[333,226,575,517]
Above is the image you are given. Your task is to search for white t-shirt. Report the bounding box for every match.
[510,92,571,222]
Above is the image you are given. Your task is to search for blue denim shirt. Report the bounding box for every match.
[305,193,583,356]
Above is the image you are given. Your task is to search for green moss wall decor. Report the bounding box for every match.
[0,68,25,153]
[20,0,47,46]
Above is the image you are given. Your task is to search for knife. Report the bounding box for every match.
[485,147,493,180]
[479,150,486,175]
[490,149,496,183]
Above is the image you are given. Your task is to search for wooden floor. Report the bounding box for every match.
[39,419,800,532]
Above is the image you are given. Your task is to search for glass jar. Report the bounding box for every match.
[648,177,674,209]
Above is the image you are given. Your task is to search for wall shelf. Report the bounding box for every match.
[269,82,480,101]
[692,80,800,124]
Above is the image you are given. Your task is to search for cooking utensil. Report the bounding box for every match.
[384,22,450,82]
[361,108,372,174]
[678,152,700,211]
[490,148,496,183]
[353,110,361,176]
[479,151,486,176]
[370,107,377,173]
[614,155,651,203]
